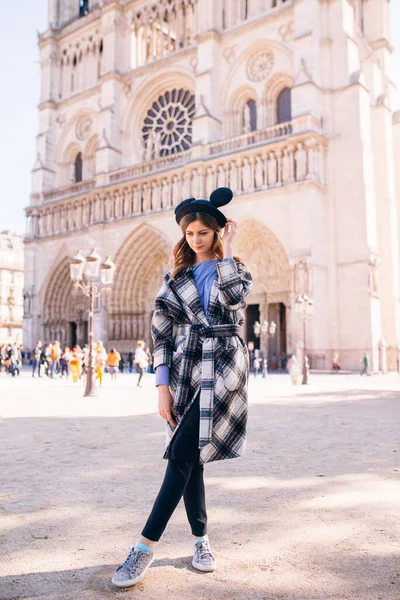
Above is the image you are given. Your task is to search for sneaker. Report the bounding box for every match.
[192,537,216,573]
[111,547,154,588]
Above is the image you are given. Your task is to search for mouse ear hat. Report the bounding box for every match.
[174,187,233,228]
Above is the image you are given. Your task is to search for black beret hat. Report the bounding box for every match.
[174,187,233,228]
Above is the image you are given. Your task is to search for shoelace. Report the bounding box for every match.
[197,539,213,560]
[118,548,147,573]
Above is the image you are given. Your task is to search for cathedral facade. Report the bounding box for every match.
[24,0,400,371]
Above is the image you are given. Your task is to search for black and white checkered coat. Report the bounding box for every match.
[151,258,253,464]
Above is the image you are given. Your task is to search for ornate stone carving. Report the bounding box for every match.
[246,50,274,82]
[234,220,291,294]
[76,115,93,141]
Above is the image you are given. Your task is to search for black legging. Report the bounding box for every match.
[142,395,207,542]
[137,367,145,385]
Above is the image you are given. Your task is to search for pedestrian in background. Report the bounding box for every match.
[50,340,61,378]
[332,353,341,374]
[361,352,371,376]
[106,348,121,380]
[253,356,261,377]
[128,351,134,374]
[60,346,70,378]
[134,340,148,387]
[95,341,107,385]
[70,346,82,382]
[31,341,42,378]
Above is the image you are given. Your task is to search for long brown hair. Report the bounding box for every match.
[170,212,244,279]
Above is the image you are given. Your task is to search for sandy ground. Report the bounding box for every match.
[0,370,399,600]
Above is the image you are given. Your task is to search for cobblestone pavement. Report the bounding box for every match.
[1,370,399,600]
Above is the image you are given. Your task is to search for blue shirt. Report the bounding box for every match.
[156,258,224,386]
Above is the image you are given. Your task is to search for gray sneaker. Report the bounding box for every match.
[111,547,154,588]
[192,537,216,572]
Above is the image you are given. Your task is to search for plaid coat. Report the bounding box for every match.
[151,258,253,464]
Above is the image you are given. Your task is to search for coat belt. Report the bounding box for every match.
[174,323,241,447]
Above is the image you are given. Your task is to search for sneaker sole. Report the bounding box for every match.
[192,559,216,573]
[111,555,154,588]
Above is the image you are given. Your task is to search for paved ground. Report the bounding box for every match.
[1,370,399,600]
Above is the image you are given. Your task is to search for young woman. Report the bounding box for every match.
[112,187,252,588]
[134,340,149,387]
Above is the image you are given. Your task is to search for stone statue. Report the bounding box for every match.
[172,175,180,206]
[241,157,252,191]
[123,188,131,216]
[191,169,200,198]
[206,167,214,198]
[294,143,307,180]
[114,192,122,219]
[255,155,264,188]
[143,182,150,211]
[82,201,89,226]
[145,131,156,162]
[74,203,82,228]
[154,132,162,159]
[161,178,170,209]
[133,186,141,213]
[268,153,277,186]
[151,180,161,211]
[230,161,239,193]
[182,171,191,199]
[281,149,290,183]
[46,211,53,234]
[243,103,251,133]
[217,165,225,188]
[104,194,113,220]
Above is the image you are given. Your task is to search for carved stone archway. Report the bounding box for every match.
[42,256,88,346]
[233,219,292,354]
[108,223,172,349]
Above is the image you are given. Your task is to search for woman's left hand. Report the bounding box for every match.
[222,219,237,254]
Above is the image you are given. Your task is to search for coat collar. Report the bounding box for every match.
[169,267,210,327]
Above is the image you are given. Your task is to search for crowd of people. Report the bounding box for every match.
[1,339,154,385]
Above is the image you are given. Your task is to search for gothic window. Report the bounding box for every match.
[79,0,89,17]
[243,99,257,133]
[142,89,196,157]
[277,87,292,124]
[74,153,83,183]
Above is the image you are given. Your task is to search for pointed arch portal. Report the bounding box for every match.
[108,224,172,348]
[234,219,292,365]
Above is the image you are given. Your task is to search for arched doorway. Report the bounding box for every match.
[233,220,292,371]
[42,257,88,347]
[108,224,172,351]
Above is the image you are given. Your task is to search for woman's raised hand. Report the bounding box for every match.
[222,218,237,257]
[158,385,177,427]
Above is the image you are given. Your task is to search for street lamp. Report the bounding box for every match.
[295,294,314,385]
[69,249,116,397]
[253,319,276,377]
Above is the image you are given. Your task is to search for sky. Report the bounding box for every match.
[1,0,400,236]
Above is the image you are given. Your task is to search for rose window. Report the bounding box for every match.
[142,88,196,156]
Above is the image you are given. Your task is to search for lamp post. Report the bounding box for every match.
[69,249,116,397]
[253,319,277,377]
[295,294,314,385]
